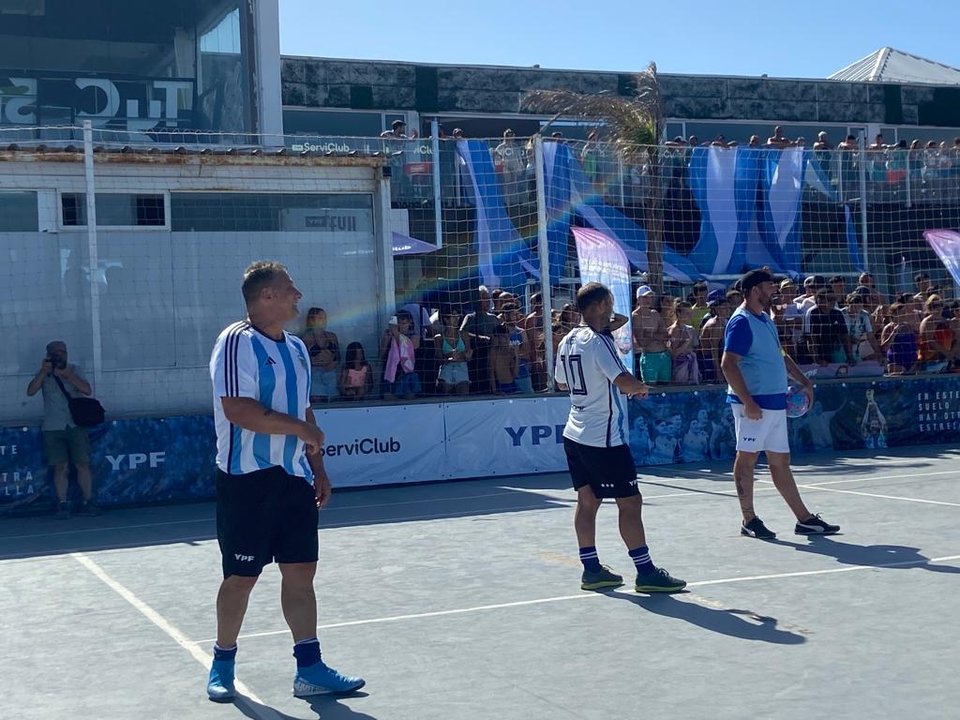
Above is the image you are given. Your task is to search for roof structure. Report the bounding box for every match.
[829,47,960,85]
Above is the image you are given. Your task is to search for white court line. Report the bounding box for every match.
[71,552,285,720]
[203,553,960,644]
[795,485,960,508]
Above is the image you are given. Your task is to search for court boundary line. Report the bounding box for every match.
[71,552,286,720]
[200,553,960,644]
[791,485,960,508]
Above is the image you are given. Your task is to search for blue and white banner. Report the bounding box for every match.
[543,141,700,282]
[572,227,635,374]
[688,146,808,276]
[846,206,864,272]
[924,229,960,288]
[456,139,533,294]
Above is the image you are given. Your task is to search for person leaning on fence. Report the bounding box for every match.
[556,281,686,594]
[206,261,363,702]
[720,269,840,540]
[26,341,98,517]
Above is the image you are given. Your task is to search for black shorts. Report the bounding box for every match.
[563,437,640,499]
[216,466,319,578]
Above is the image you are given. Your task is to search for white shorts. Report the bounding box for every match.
[731,404,790,454]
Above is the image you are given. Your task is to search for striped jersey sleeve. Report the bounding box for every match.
[211,322,257,400]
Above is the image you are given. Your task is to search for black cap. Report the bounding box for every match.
[740,269,774,293]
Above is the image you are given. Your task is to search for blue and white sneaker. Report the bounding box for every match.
[207,659,237,702]
[293,661,365,697]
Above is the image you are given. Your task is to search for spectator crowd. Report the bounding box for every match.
[296,268,959,404]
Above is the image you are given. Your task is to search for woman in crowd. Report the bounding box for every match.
[301,307,340,403]
[917,294,955,372]
[668,300,700,384]
[435,307,472,395]
[880,303,917,375]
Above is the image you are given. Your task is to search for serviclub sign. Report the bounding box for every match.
[0,73,195,131]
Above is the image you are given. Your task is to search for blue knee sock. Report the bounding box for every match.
[293,637,322,668]
[629,545,655,574]
[213,643,237,662]
[579,546,602,573]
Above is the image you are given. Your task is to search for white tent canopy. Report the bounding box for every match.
[829,47,960,86]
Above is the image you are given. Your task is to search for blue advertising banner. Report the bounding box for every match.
[3,375,960,513]
[627,375,960,467]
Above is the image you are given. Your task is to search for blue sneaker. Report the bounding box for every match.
[293,661,365,697]
[207,659,236,702]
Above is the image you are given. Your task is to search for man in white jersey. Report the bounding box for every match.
[556,282,686,594]
[206,261,364,702]
[721,269,840,540]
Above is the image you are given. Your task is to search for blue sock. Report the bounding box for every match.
[629,545,655,574]
[213,643,237,662]
[579,546,602,573]
[293,637,322,668]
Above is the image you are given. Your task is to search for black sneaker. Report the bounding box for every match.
[741,516,776,539]
[56,502,71,519]
[79,501,100,517]
[795,514,840,536]
[635,567,687,593]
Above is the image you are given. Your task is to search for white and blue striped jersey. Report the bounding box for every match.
[210,321,313,480]
[554,325,630,448]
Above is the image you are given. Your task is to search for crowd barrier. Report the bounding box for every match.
[2,375,959,513]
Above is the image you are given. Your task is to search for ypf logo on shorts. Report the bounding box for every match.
[234,554,254,563]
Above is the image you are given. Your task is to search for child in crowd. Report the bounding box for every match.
[668,300,701,384]
[339,342,373,400]
[489,325,519,394]
[381,310,421,400]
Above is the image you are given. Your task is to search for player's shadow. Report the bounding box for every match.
[234,692,378,720]
[771,536,960,574]
[605,591,806,645]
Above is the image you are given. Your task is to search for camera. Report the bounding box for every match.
[47,354,66,370]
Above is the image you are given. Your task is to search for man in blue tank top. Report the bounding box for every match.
[721,269,840,540]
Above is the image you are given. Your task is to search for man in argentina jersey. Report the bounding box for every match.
[555,282,686,594]
[721,268,840,541]
[205,261,364,703]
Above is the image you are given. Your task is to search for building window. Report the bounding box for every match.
[170,193,374,232]
[0,191,39,231]
[61,193,166,227]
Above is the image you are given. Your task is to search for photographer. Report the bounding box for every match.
[26,341,98,517]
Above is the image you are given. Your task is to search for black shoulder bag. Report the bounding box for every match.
[52,375,106,427]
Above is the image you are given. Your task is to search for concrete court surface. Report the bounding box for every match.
[1,445,959,720]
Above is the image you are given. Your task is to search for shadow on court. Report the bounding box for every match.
[603,591,806,645]
[235,692,379,720]
[772,536,960,574]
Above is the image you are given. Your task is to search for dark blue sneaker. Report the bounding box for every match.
[293,661,365,697]
[207,658,236,702]
[795,514,840,536]
[741,516,776,540]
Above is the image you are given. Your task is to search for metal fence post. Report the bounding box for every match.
[534,136,554,391]
[82,120,103,387]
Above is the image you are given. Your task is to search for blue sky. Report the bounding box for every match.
[279,0,958,79]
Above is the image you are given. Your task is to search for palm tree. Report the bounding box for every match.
[522,62,667,293]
